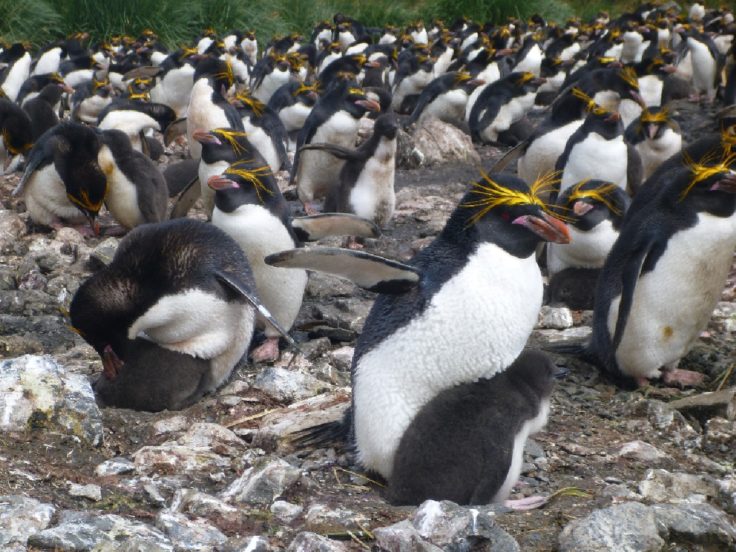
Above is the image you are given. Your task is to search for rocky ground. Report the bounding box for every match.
[0,101,735,551]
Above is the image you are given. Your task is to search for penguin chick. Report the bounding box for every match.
[389,349,556,506]
[69,218,297,408]
[566,153,736,388]
[267,171,570,481]
[301,112,399,228]
[624,106,682,181]
[13,121,106,234]
[98,129,168,229]
[93,338,211,411]
[0,97,33,172]
[23,82,71,141]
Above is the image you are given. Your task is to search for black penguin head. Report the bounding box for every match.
[678,149,736,216]
[345,86,381,118]
[232,90,267,118]
[193,128,256,164]
[511,71,547,93]
[208,159,280,213]
[572,88,624,138]
[454,70,484,93]
[616,66,645,106]
[194,56,235,91]
[450,172,570,257]
[638,106,675,140]
[506,349,557,402]
[292,82,319,106]
[0,98,33,157]
[555,179,630,231]
[372,112,399,140]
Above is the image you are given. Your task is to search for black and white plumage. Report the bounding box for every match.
[268,172,570,491]
[97,128,168,229]
[69,218,295,410]
[22,82,68,142]
[624,106,682,181]
[404,71,483,128]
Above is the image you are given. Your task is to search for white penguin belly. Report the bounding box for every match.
[33,48,62,75]
[638,129,682,181]
[243,119,279,172]
[297,111,358,203]
[518,120,582,185]
[2,53,31,102]
[24,165,85,226]
[212,204,307,334]
[280,103,312,134]
[547,220,618,276]
[688,39,716,99]
[609,214,736,379]
[75,95,112,124]
[129,289,254,389]
[354,244,543,478]
[348,139,396,227]
[638,75,664,107]
[187,80,231,160]
[560,134,627,193]
[421,89,467,125]
[100,147,144,229]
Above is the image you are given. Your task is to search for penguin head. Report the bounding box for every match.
[372,112,399,140]
[194,56,235,92]
[554,179,630,231]
[616,66,646,106]
[193,128,255,163]
[232,90,267,118]
[345,86,381,118]
[0,99,32,158]
[572,88,624,137]
[292,82,319,106]
[679,149,736,215]
[637,106,676,140]
[506,349,558,402]
[208,159,281,213]
[452,172,570,257]
[453,70,484,93]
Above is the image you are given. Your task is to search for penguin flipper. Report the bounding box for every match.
[214,270,302,354]
[12,134,61,196]
[164,117,187,146]
[170,175,200,219]
[122,66,163,81]
[610,242,654,355]
[489,139,527,173]
[298,142,361,161]
[626,143,643,195]
[265,247,421,294]
[291,213,381,241]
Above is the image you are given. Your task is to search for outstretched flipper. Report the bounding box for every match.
[215,270,302,354]
[297,141,362,162]
[291,213,380,241]
[265,247,420,294]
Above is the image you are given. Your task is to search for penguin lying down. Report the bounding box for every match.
[265,171,572,506]
[70,219,299,411]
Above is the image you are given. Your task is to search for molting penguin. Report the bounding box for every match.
[267,171,570,484]
[624,106,682,181]
[292,81,381,213]
[301,113,399,230]
[560,152,736,388]
[97,128,168,229]
[389,349,557,506]
[69,218,296,411]
[12,121,106,234]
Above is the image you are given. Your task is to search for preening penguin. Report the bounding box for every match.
[301,112,399,229]
[390,349,557,506]
[267,171,570,485]
[12,122,106,234]
[566,150,736,388]
[69,218,297,411]
[97,128,168,229]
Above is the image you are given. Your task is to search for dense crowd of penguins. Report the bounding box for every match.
[1,1,735,507]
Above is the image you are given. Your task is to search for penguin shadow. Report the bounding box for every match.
[93,338,214,412]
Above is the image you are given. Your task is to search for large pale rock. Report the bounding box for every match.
[668,387,736,422]
[0,355,103,446]
[28,510,173,551]
[0,495,55,549]
[652,503,736,547]
[252,367,328,403]
[411,119,481,166]
[221,457,302,505]
[287,532,349,551]
[638,469,720,503]
[558,502,664,552]
[0,209,27,251]
[155,510,228,551]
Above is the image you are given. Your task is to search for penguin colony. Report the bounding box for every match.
[1,2,734,507]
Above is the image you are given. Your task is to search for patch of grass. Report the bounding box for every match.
[0,0,61,47]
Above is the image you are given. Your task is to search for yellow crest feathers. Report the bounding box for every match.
[224,160,274,203]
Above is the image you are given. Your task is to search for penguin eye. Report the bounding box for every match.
[501,211,511,222]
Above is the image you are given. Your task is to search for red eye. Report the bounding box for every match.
[501,211,511,222]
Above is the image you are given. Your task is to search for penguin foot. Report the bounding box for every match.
[343,236,364,250]
[303,201,320,216]
[250,337,281,363]
[503,495,549,510]
[102,345,124,380]
[661,368,704,388]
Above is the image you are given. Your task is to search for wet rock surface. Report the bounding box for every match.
[0,99,734,550]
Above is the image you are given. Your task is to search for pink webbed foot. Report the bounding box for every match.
[662,368,704,388]
[503,495,549,511]
[250,336,281,363]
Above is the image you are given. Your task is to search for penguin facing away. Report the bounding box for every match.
[390,349,557,506]
[567,152,736,388]
[267,172,570,481]
[69,218,298,410]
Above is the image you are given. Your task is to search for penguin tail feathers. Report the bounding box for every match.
[289,408,352,450]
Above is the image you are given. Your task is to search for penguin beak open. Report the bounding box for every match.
[192,129,221,145]
[207,174,238,191]
[513,212,571,244]
[355,98,381,112]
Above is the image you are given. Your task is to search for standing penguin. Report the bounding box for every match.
[69,218,297,411]
[624,106,682,181]
[560,151,736,388]
[12,122,106,234]
[554,95,642,196]
[404,71,484,128]
[686,31,721,102]
[300,113,399,229]
[267,171,570,486]
[209,159,379,361]
[97,128,168,230]
[267,81,318,148]
[292,80,381,213]
[0,43,32,102]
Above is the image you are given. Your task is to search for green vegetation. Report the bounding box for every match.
[0,1,695,49]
